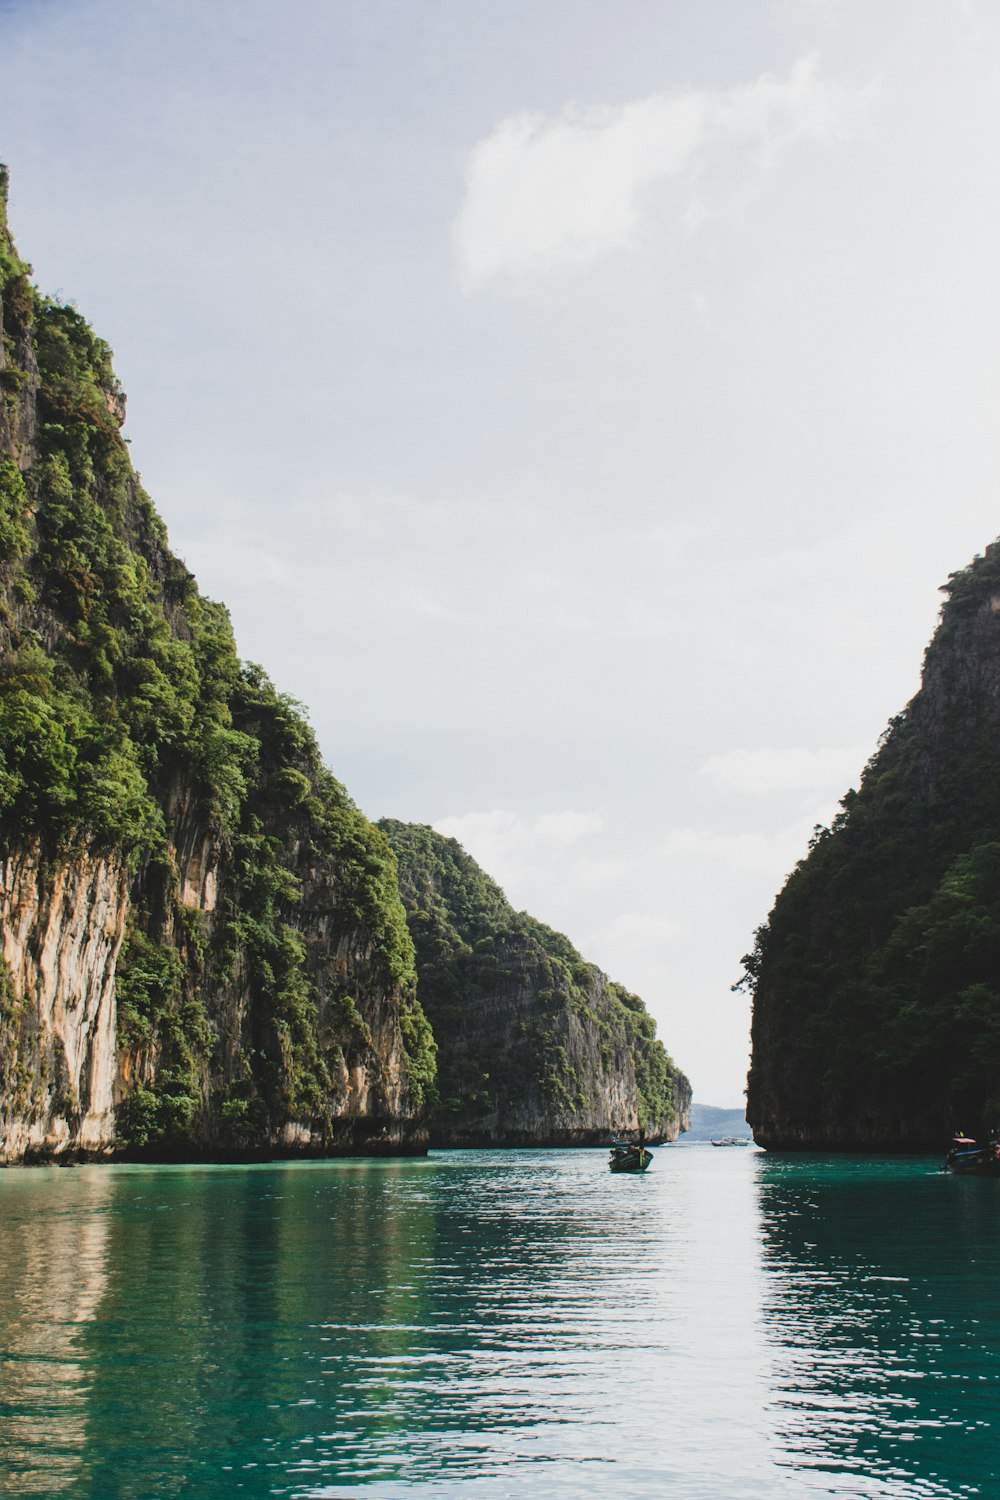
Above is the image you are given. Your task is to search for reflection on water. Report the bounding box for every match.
[0,1167,111,1494]
[0,1150,998,1496]
[758,1156,1000,1498]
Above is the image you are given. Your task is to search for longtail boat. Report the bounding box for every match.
[608,1137,653,1173]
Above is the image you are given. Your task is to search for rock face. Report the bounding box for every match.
[745,541,1000,1150]
[380,820,691,1145]
[0,168,434,1161]
[0,170,691,1163]
[0,846,127,1161]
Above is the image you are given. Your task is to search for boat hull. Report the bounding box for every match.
[945,1144,1000,1176]
[609,1148,652,1173]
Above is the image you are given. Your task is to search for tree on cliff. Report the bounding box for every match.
[0,167,435,1160]
[743,541,1000,1149]
[380,819,691,1145]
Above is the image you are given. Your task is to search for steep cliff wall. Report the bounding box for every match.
[0,845,127,1160]
[380,820,691,1145]
[0,169,434,1160]
[745,541,1000,1149]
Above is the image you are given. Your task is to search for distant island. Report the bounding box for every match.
[744,541,1000,1150]
[0,167,689,1163]
[381,820,690,1145]
[683,1104,752,1143]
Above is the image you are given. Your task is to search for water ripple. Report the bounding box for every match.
[0,1151,997,1496]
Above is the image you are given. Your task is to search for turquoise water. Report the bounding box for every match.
[1,1148,998,1497]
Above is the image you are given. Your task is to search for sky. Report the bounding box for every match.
[2,0,999,1106]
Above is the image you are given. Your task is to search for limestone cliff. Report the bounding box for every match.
[380,820,691,1145]
[0,168,434,1161]
[745,540,1000,1149]
[1,846,126,1159]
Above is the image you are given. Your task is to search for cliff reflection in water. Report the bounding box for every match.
[4,1150,999,1497]
[69,1159,443,1497]
[0,1151,773,1498]
[0,1166,111,1495]
[757,1155,1000,1498]
[61,1154,705,1495]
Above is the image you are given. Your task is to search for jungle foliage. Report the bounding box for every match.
[379,819,686,1134]
[0,176,432,1152]
[743,542,1000,1139]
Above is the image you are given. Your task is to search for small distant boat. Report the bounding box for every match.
[944,1135,1000,1176]
[609,1137,653,1173]
[710,1137,750,1147]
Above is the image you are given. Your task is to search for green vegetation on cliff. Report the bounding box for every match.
[0,167,434,1154]
[380,819,689,1141]
[743,542,1000,1147]
[0,165,687,1160]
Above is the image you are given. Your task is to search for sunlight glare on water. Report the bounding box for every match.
[0,1148,997,1497]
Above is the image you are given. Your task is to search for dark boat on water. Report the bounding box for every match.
[608,1137,653,1173]
[944,1135,1000,1176]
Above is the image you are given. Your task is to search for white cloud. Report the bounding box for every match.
[700,744,868,796]
[454,53,869,289]
[658,811,830,878]
[433,809,604,904]
[589,910,684,951]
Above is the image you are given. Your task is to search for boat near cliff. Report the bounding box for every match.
[944,1136,1000,1176]
[608,1137,653,1173]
